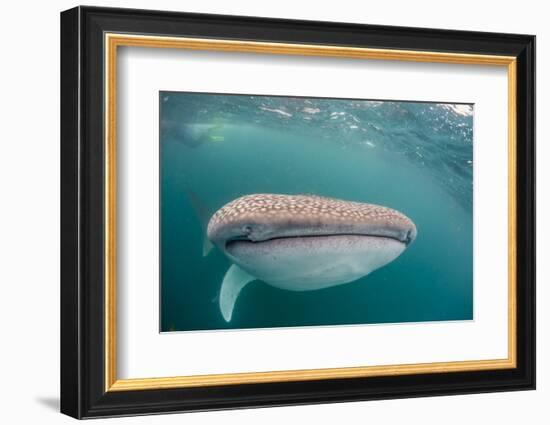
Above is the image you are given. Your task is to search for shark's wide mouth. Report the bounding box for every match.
[224,231,413,251]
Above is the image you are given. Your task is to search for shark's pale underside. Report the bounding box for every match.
[206,194,417,322]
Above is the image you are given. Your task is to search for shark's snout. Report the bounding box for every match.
[207,193,417,248]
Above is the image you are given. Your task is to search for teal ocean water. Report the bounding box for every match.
[160,92,473,332]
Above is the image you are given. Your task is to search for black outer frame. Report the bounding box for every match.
[60,5,535,419]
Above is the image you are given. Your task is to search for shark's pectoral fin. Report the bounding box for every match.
[219,264,256,322]
[202,237,214,257]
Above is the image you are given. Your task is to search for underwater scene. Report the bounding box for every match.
[160,92,473,332]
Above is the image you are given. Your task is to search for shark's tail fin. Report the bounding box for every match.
[202,238,214,257]
[219,264,256,322]
[185,187,215,257]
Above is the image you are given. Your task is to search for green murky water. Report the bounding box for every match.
[160,92,473,332]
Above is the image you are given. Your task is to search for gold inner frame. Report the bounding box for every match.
[104,33,517,392]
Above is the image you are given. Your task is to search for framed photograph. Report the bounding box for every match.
[60,6,535,419]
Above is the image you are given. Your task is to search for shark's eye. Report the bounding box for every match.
[242,225,252,235]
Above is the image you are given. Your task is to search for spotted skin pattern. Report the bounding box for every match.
[207,194,417,246]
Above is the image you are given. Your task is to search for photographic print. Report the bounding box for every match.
[160,92,474,332]
[61,9,535,417]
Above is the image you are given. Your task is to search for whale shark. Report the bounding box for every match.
[207,194,417,322]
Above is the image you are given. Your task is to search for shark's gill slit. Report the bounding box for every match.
[206,194,417,322]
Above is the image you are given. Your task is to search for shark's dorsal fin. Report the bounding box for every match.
[219,264,256,322]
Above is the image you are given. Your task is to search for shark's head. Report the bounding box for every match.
[207,194,417,292]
